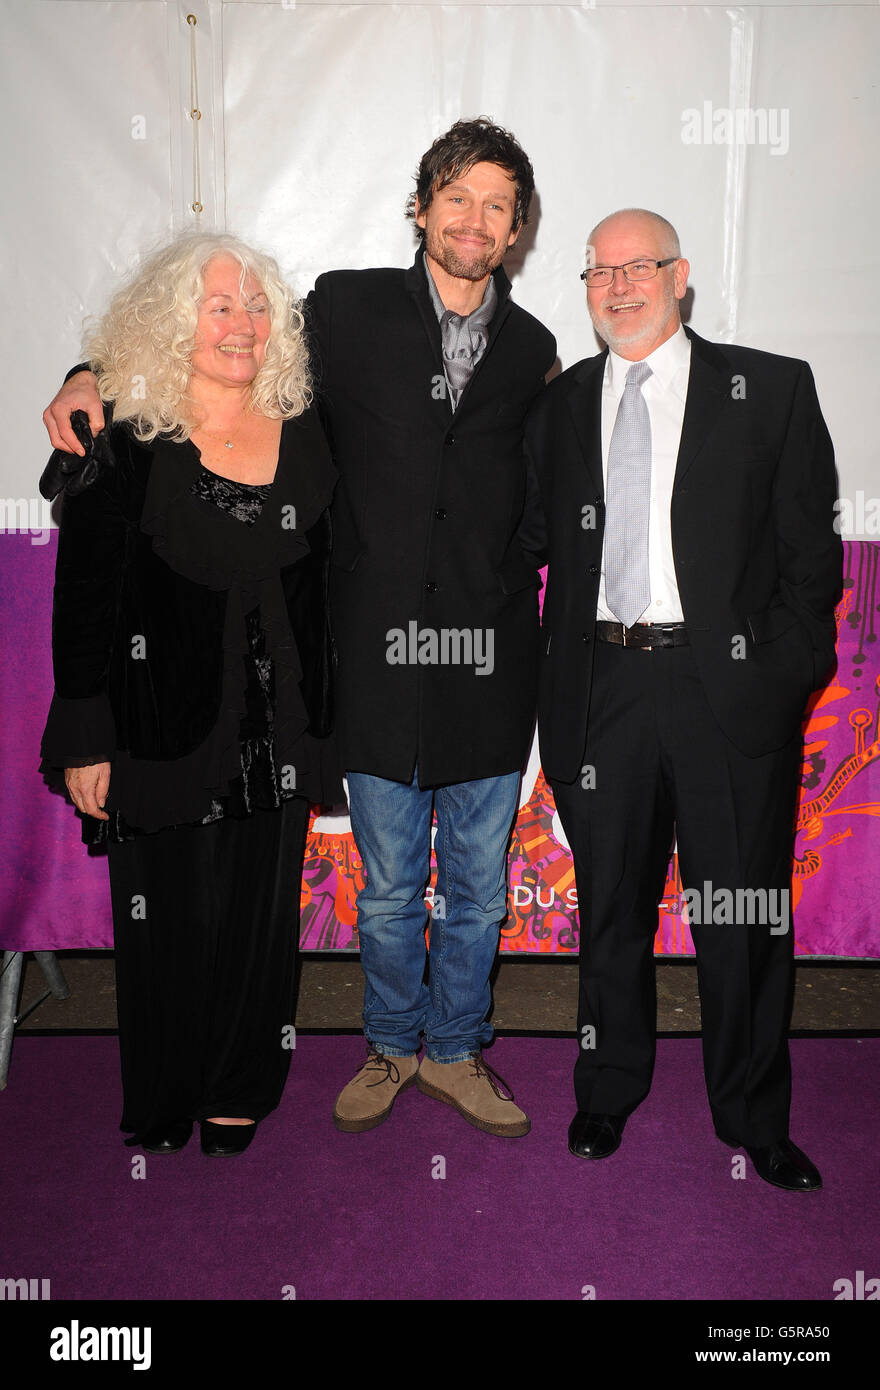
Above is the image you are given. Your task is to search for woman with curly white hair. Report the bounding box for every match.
[40,233,340,1156]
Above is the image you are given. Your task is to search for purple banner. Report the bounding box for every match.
[2,532,878,957]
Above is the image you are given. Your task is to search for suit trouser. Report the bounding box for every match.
[550,639,801,1148]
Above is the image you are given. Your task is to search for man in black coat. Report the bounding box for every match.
[525,208,842,1190]
[43,119,556,1140]
[309,120,555,1136]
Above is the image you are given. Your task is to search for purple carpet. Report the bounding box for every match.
[2,1035,877,1301]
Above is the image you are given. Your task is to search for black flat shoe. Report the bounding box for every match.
[568,1111,626,1160]
[126,1119,193,1154]
[744,1139,822,1192]
[200,1120,257,1157]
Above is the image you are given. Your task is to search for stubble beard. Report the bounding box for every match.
[424,226,503,283]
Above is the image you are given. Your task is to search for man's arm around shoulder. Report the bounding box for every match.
[43,363,104,454]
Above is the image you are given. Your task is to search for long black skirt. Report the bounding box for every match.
[106,797,310,1139]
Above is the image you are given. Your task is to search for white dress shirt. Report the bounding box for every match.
[596,322,691,624]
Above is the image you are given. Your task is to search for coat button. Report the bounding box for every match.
[588,565,599,575]
[582,632,591,643]
[445,432,456,446]
[435,508,447,520]
[425,581,439,593]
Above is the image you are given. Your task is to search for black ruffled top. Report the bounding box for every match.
[42,413,343,844]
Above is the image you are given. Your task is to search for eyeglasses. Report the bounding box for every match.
[580,258,678,288]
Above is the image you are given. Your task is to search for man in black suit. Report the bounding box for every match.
[43,119,556,1140]
[525,208,842,1190]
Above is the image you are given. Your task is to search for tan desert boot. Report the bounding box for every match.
[333,1046,420,1132]
[417,1053,530,1137]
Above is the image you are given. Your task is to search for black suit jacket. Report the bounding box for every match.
[525,327,843,783]
[307,249,556,785]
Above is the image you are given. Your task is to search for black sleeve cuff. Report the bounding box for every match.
[40,691,116,770]
[63,362,93,384]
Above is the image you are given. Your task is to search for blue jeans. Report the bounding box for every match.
[346,769,521,1062]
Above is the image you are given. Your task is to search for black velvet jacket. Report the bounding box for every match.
[41,403,340,821]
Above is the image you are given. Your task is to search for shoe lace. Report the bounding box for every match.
[363,1047,402,1088]
[468,1052,515,1101]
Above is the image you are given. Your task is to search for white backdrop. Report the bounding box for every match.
[2,0,878,532]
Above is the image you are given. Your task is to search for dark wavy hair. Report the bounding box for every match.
[405,117,535,237]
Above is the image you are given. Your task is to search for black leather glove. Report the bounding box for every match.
[39,408,115,501]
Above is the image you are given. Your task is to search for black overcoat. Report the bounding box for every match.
[307,249,556,786]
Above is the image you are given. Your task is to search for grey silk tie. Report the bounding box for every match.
[604,361,653,629]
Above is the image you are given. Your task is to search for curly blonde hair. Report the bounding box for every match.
[83,233,312,440]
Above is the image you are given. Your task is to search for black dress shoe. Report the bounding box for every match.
[568,1111,626,1160]
[744,1139,822,1192]
[200,1120,257,1157]
[126,1119,193,1154]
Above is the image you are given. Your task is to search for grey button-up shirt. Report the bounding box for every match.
[424,251,498,411]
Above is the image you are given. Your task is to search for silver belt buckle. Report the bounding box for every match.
[623,625,650,651]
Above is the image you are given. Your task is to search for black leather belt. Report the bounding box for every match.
[595,621,690,650]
